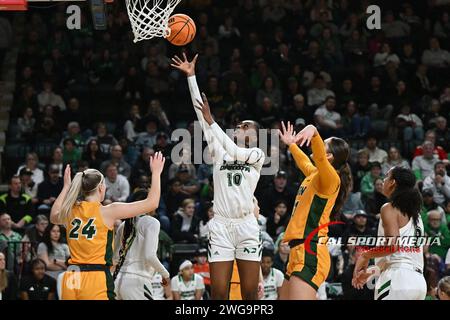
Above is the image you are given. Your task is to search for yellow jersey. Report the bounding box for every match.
[283,134,340,243]
[66,201,114,266]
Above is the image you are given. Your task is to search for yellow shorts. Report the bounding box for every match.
[61,270,115,300]
[285,243,330,291]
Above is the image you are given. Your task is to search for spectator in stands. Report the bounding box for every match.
[19,258,56,300]
[266,200,289,239]
[360,162,383,199]
[273,234,289,273]
[395,104,424,155]
[424,210,450,260]
[88,122,118,154]
[343,210,377,242]
[123,104,141,142]
[314,95,343,138]
[259,170,296,218]
[365,76,394,134]
[373,42,400,68]
[342,180,365,215]
[135,118,159,149]
[17,107,35,141]
[130,147,153,186]
[21,214,48,258]
[0,213,22,271]
[62,138,81,170]
[175,164,200,198]
[256,76,282,109]
[62,98,86,130]
[19,168,38,202]
[37,223,69,280]
[0,176,34,229]
[381,10,411,40]
[0,252,18,300]
[165,178,189,216]
[100,145,131,179]
[352,149,371,193]
[284,94,313,125]
[421,189,446,224]
[438,276,450,300]
[104,163,130,203]
[48,146,64,177]
[341,248,373,300]
[341,100,371,138]
[412,141,440,181]
[16,152,44,185]
[423,162,450,206]
[82,138,106,170]
[435,116,450,152]
[360,135,388,164]
[381,146,410,176]
[365,178,388,218]
[413,129,448,161]
[307,76,334,107]
[199,202,213,241]
[171,260,204,300]
[193,248,210,296]
[59,122,85,151]
[35,165,63,215]
[171,199,200,244]
[37,80,66,111]
[421,37,450,69]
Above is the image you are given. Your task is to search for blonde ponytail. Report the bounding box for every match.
[59,169,104,224]
[59,172,84,223]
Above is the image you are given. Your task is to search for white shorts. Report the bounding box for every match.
[374,265,426,300]
[207,214,262,263]
[114,273,153,300]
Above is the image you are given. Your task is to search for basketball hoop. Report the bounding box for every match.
[125,0,182,43]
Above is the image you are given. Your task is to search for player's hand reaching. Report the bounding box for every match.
[351,253,370,289]
[278,121,297,145]
[195,93,215,126]
[171,53,198,77]
[295,124,318,147]
[150,151,166,175]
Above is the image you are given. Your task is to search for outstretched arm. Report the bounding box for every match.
[195,94,265,165]
[279,121,316,177]
[296,125,339,194]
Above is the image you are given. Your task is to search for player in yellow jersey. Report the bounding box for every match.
[278,122,351,300]
[50,152,165,300]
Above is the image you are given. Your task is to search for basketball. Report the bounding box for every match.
[166,14,196,46]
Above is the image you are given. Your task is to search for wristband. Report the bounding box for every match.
[23,215,33,223]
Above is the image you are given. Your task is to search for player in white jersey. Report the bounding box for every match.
[352,166,427,300]
[113,189,170,300]
[171,54,265,300]
[171,260,205,300]
[260,249,284,300]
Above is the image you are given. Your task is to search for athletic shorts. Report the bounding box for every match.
[207,214,262,263]
[285,242,330,291]
[60,265,115,300]
[375,265,426,300]
[115,273,153,300]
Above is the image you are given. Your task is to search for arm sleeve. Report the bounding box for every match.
[288,143,317,177]
[209,122,265,166]
[143,219,170,279]
[310,134,340,194]
[187,76,224,161]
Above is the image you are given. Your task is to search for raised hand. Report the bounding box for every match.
[278,121,297,145]
[195,92,214,125]
[63,165,71,188]
[149,151,166,175]
[295,124,318,147]
[170,52,198,77]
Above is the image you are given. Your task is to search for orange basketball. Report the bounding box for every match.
[166,14,196,46]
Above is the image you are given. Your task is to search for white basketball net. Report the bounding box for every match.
[125,0,182,43]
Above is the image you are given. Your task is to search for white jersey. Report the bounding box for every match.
[375,215,424,271]
[261,268,284,300]
[150,273,166,300]
[171,274,205,300]
[113,215,170,280]
[188,76,265,219]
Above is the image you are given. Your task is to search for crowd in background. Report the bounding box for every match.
[1,0,450,300]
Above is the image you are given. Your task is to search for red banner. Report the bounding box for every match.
[0,0,27,11]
